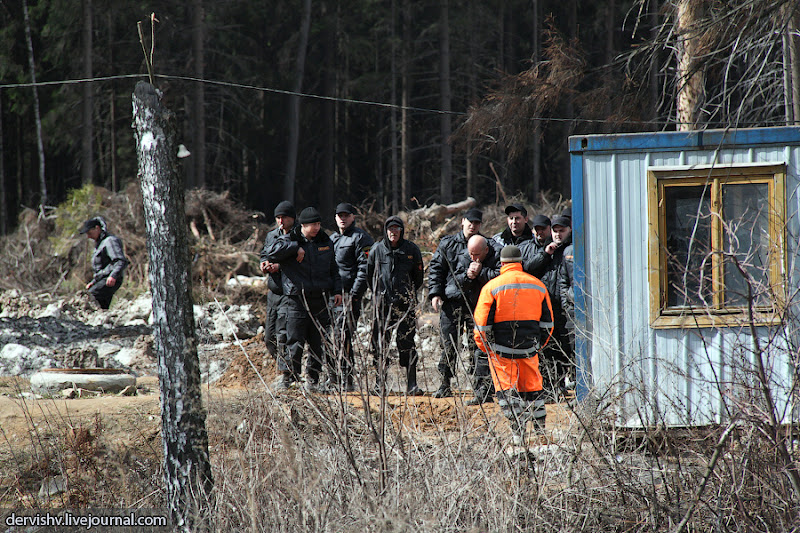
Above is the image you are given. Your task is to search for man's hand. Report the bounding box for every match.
[432,296,443,312]
[333,294,343,307]
[260,261,279,274]
[467,261,482,279]
[545,242,559,255]
[85,280,94,290]
[106,276,117,287]
[296,247,306,262]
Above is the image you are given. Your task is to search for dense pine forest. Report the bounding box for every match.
[1,0,799,233]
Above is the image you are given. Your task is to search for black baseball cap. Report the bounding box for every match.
[504,203,528,217]
[335,202,355,215]
[551,215,571,228]
[464,208,483,222]
[531,214,551,228]
[79,217,102,234]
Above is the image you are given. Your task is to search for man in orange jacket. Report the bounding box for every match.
[473,245,554,445]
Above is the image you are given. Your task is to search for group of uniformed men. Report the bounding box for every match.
[259,200,575,443]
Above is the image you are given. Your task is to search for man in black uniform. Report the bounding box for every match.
[80,216,129,309]
[492,203,533,247]
[523,215,573,400]
[266,207,342,392]
[454,234,501,405]
[428,207,485,398]
[362,216,424,395]
[520,214,552,279]
[329,202,373,391]
[259,201,296,361]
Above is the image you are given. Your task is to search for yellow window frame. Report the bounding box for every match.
[647,163,786,329]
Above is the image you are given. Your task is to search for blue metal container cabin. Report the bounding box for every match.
[569,127,800,428]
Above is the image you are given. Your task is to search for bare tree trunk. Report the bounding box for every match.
[22,0,47,206]
[787,6,800,125]
[192,0,206,188]
[0,91,6,235]
[439,0,453,204]
[107,13,117,192]
[390,0,399,212]
[676,0,705,131]
[132,81,213,532]
[82,0,93,186]
[650,0,660,122]
[322,1,335,219]
[400,0,411,208]
[531,0,541,198]
[286,0,313,203]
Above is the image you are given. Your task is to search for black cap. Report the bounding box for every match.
[551,215,571,228]
[79,217,102,234]
[274,201,296,218]
[385,215,404,230]
[561,207,572,219]
[464,208,483,222]
[504,203,528,217]
[335,202,355,215]
[500,245,523,263]
[531,214,551,228]
[297,207,322,224]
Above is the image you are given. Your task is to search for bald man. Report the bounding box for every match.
[453,235,502,405]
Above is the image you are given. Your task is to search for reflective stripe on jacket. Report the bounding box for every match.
[473,262,554,360]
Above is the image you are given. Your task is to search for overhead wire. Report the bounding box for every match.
[0,72,793,128]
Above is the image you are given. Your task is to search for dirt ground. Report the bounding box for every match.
[0,332,576,508]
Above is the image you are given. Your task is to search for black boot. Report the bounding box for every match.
[433,376,452,398]
[466,385,494,406]
[406,362,424,396]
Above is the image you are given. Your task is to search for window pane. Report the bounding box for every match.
[664,185,713,307]
[722,182,770,306]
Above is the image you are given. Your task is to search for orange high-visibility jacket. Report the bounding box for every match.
[473,262,554,361]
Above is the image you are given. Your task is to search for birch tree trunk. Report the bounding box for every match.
[439,0,453,204]
[22,0,47,206]
[132,81,213,532]
[82,0,93,186]
[285,0,313,203]
[675,0,705,131]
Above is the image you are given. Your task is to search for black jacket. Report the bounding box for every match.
[428,231,471,302]
[491,224,533,247]
[534,234,572,315]
[364,218,423,307]
[259,225,294,294]
[520,235,553,280]
[453,244,501,310]
[91,229,128,284]
[559,244,575,327]
[330,224,373,297]
[265,226,342,297]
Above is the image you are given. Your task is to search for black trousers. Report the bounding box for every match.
[283,294,331,383]
[89,278,122,309]
[437,300,471,380]
[539,314,574,393]
[371,302,417,368]
[265,291,287,359]
[331,297,362,380]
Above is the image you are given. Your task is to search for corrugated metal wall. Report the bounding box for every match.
[571,128,800,427]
